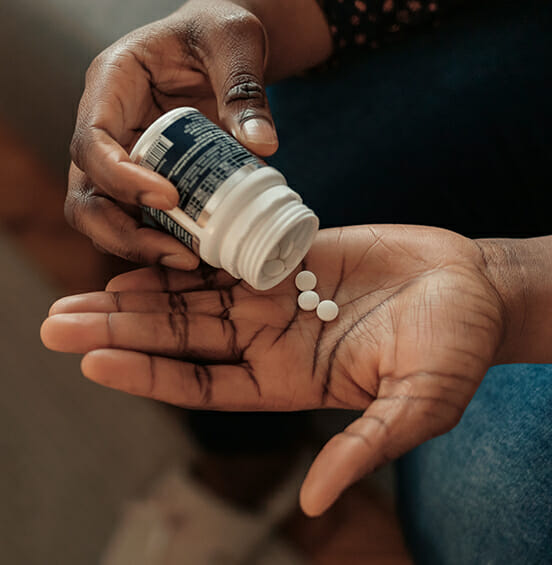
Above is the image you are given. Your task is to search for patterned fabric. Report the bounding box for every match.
[317,0,443,52]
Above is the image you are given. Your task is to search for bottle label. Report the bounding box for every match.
[139,111,262,250]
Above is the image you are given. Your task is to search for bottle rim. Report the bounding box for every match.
[238,199,319,290]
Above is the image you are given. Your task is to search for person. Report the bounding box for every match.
[40,0,552,562]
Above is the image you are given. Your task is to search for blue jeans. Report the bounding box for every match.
[396,364,552,564]
[266,1,552,562]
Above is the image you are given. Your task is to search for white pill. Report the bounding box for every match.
[285,249,304,270]
[263,259,285,277]
[279,234,295,260]
[267,245,280,261]
[297,290,320,311]
[295,270,317,292]
[316,300,339,322]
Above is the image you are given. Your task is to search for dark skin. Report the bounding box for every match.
[42,225,515,515]
[66,0,331,268]
[51,0,552,517]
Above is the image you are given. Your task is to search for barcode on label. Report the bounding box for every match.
[142,135,174,170]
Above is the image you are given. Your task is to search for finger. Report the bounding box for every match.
[70,51,178,208]
[201,7,278,156]
[66,166,198,269]
[73,136,178,209]
[41,312,241,361]
[299,379,464,516]
[106,265,238,293]
[49,289,234,317]
[47,288,295,336]
[81,349,264,410]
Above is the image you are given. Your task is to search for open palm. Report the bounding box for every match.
[42,225,505,514]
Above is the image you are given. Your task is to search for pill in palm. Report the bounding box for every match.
[263,259,285,277]
[295,270,317,292]
[297,290,320,311]
[316,300,339,322]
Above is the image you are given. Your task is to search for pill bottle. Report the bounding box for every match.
[130,107,319,291]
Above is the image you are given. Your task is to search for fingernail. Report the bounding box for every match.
[241,118,278,146]
[140,192,175,210]
[160,254,198,270]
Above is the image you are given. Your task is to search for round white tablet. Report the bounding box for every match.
[285,249,304,270]
[316,300,339,322]
[266,244,280,261]
[279,233,295,260]
[295,270,317,292]
[263,259,285,277]
[297,290,320,311]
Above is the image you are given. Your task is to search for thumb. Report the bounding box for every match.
[205,9,278,156]
[299,378,464,516]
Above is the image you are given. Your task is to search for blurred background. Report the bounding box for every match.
[0,0,408,563]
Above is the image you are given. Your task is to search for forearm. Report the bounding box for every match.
[478,236,552,365]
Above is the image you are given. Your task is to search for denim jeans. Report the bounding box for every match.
[265,1,552,562]
[396,364,552,564]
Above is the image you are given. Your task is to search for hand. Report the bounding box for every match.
[42,225,508,515]
[66,0,331,268]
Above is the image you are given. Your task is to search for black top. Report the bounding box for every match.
[318,0,444,52]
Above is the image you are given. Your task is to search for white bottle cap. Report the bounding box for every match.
[227,185,319,290]
[200,167,319,291]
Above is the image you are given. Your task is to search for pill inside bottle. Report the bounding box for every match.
[263,259,285,277]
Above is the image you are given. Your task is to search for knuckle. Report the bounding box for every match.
[185,7,266,61]
[64,192,88,233]
[71,124,117,177]
[64,172,90,231]
[217,9,264,40]
[84,52,104,83]
[63,194,78,228]
[64,186,101,237]
[85,45,126,83]
[223,76,265,108]
[69,129,85,166]
[70,97,101,168]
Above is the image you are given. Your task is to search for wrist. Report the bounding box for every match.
[235,0,333,81]
[476,236,552,365]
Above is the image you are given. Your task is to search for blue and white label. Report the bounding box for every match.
[139,111,263,250]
